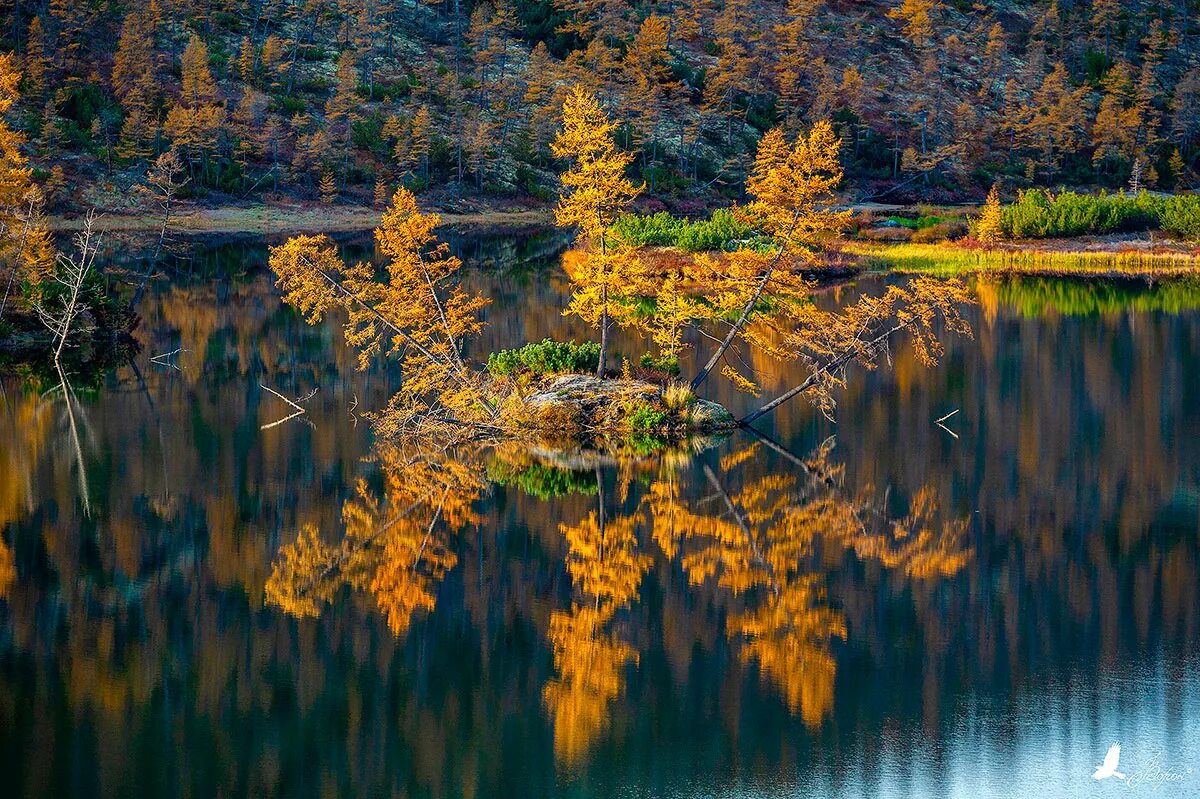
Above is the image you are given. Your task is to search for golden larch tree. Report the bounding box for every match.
[164,35,225,174]
[974,184,1004,247]
[0,54,54,317]
[552,85,644,378]
[691,121,849,392]
[268,187,492,425]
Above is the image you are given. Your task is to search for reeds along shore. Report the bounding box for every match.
[842,241,1200,280]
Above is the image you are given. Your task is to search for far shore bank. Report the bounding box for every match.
[48,202,555,236]
[46,202,1200,283]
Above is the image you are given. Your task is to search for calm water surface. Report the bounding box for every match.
[2,233,1200,798]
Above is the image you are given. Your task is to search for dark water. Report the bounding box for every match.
[2,233,1200,798]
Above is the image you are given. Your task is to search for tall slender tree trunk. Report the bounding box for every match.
[740,322,905,425]
[54,265,85,364]
[597,290,608,379]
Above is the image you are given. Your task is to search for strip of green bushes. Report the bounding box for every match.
[485,339,600,377]
[885,215,951,230]
[611,209,766,252]
[1002,189,1200,240]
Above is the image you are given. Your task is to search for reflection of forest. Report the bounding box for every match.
[1,252,1199,796]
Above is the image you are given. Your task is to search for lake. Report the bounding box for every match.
[2,231,1200,798]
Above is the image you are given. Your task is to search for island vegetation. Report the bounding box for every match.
[266,85,973,452]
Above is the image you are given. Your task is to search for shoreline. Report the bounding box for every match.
[845,240,1200,281]
[45,203,1200,282]
[48,202,555,236]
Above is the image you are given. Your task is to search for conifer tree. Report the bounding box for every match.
[889,0,938,49]
[974,184,1003,247]
[0,54,54,318]
[552,86,643,379]
[319,169,337,204]
[692,121,849,392]
[23,17,48,102]
[164,35,226,179]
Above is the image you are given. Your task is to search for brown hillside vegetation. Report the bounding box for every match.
[0,0,1197,213]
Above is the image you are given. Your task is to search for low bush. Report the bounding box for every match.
[612,208,760,252]
[486,339,600,377]
[912,219,969,243]
[629,402,668,431]
[639,353,681,375]
[611,211,683,247]
[1160,195,1200,240]
[999,189,1200,240]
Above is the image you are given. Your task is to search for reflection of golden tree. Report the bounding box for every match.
[731,575,844,725]
[686,462,850,725]
[0,383,52,532]
[561,511,648,611]
[265,439,484,635]
[850,486,972,579]
[543,507,650,764]
[542,605,637,765]
[0,536,13,598]
[650,440,971,724]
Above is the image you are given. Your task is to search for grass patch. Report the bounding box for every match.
[885,215,951,230]
[847,241,1200,279]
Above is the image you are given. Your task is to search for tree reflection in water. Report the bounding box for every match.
[264,429,971,762]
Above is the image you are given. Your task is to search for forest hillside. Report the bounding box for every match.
[1,0,1198,214]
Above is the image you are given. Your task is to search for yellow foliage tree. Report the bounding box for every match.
[163,35,225,172]
[553,85,644,378]
[888,0,939,47]
[974,184,1004,247]
[268,188,492,426]
[318,169,336,204]
[0,54,55,318]
[691,121,849,392]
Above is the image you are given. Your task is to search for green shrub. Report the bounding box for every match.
[1159,195,1200,240]
[611,211,683,246]
[486,339,600,377]
[1001,189,1164,238]
[639,353,681,375]
[629,402,668,431]
[611,208,758,252]
[675,208,756,251]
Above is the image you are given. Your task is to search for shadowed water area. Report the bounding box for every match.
[2,232,1200,798]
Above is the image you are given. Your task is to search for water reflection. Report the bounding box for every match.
[1,237,1199,797]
